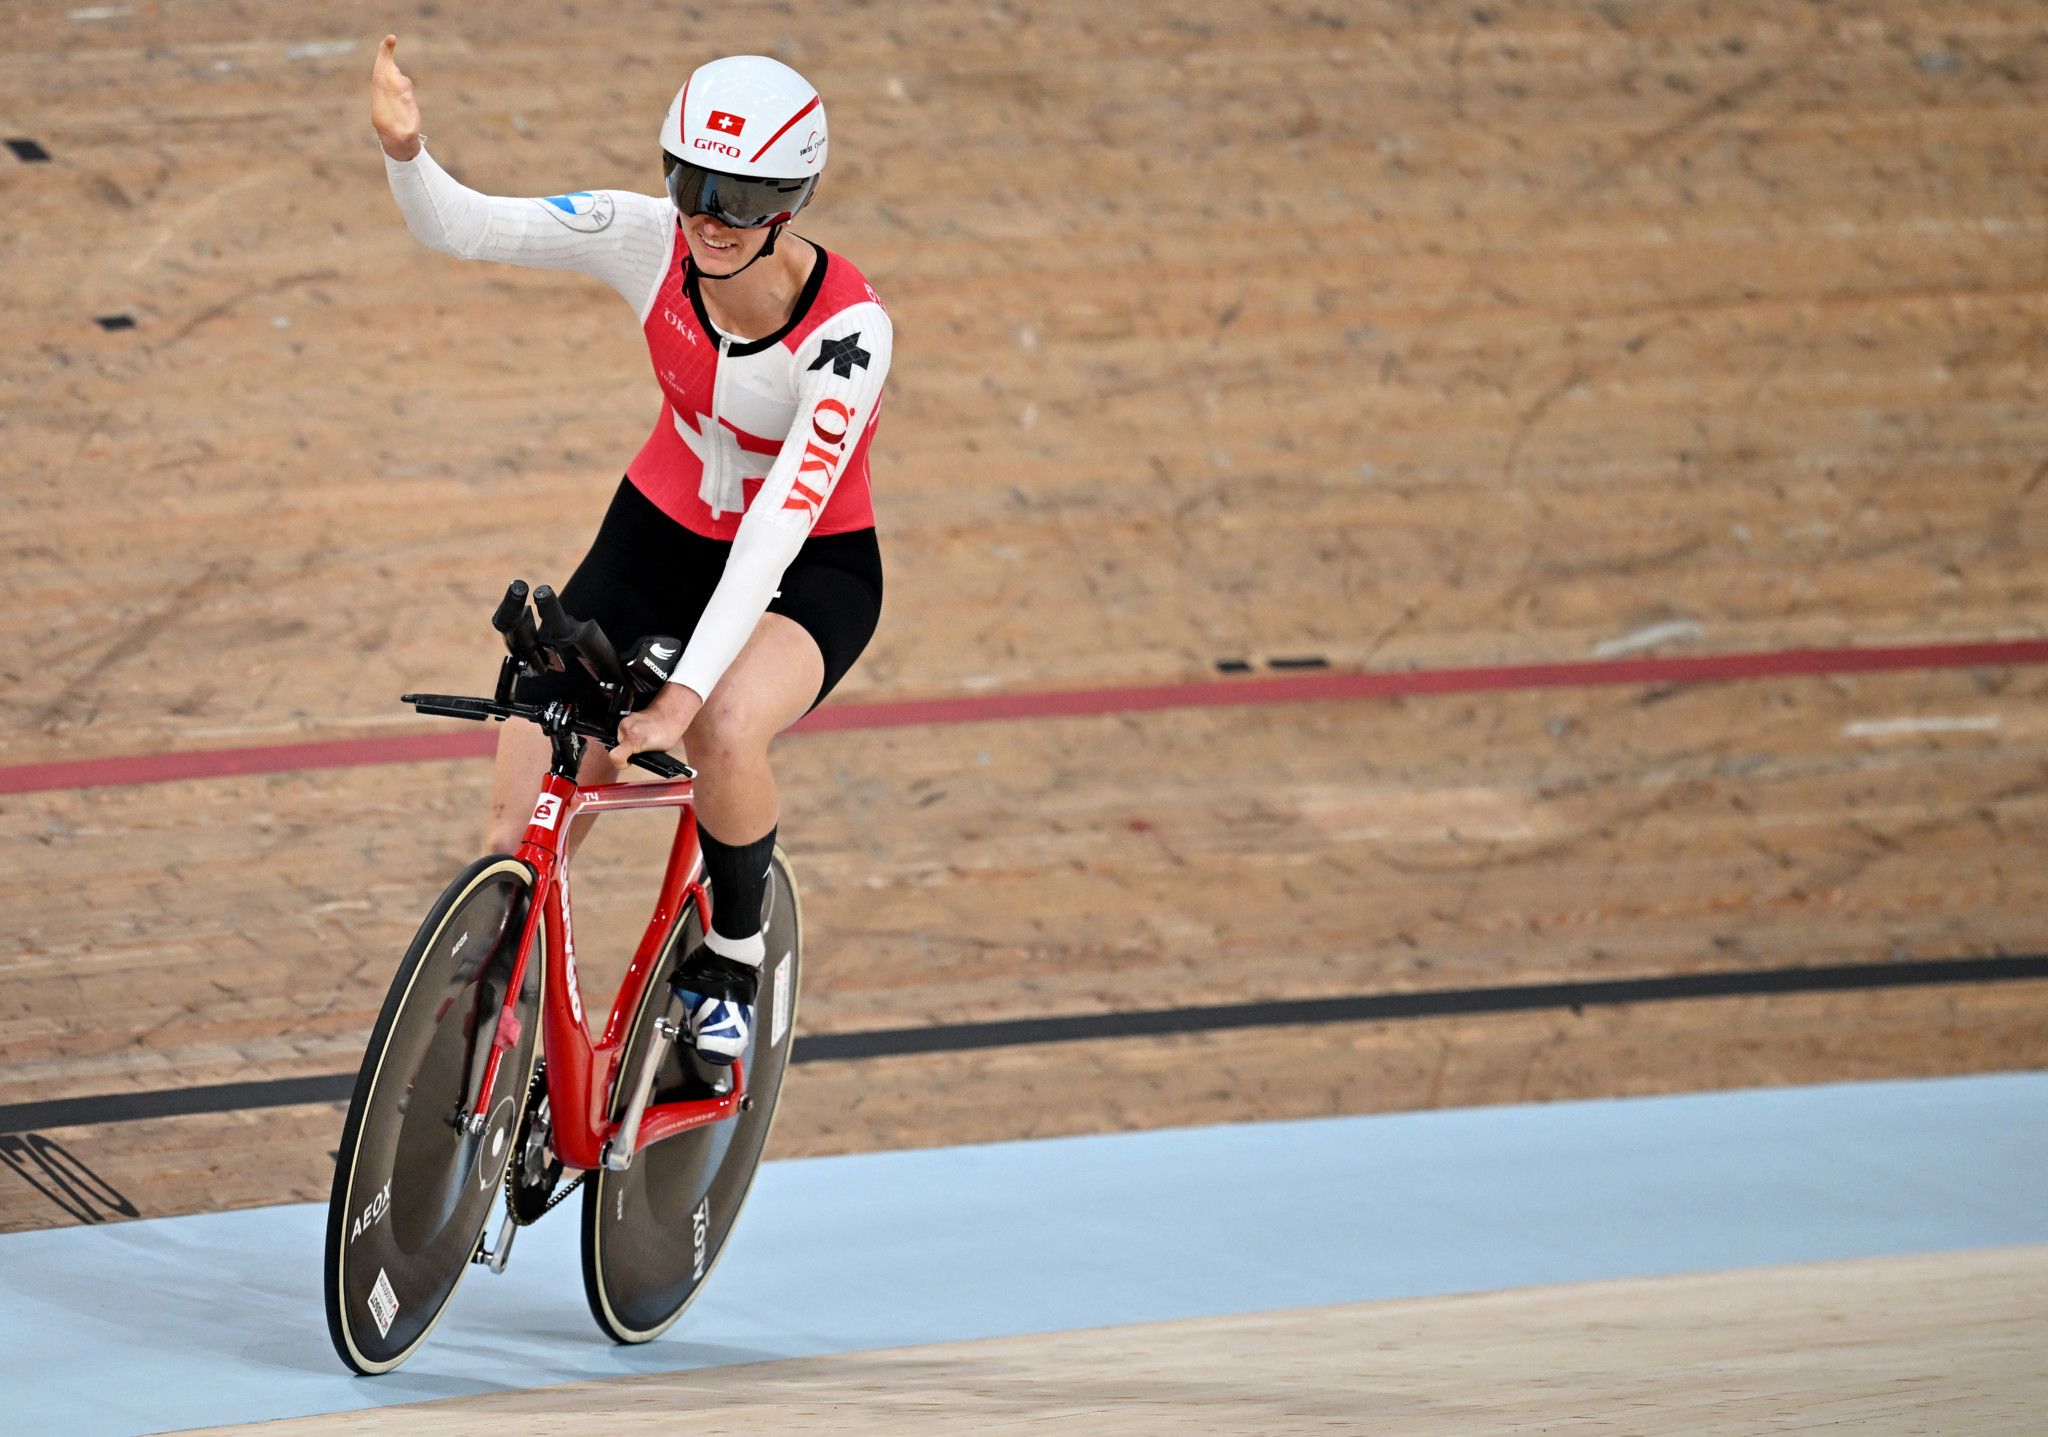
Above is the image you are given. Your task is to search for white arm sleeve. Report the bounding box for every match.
[383,144,673,316]
[669,302,894,702]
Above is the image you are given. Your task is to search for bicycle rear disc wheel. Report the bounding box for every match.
[324,855,544,1374]
[581,848,803,1344]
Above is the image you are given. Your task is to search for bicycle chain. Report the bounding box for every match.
[531,1167,585,1221]
[504,1061,584,1225]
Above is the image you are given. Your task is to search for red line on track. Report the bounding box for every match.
[6,637,2046,798]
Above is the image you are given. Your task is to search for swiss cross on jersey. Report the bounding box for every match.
[628,235,886,543]
[808,332,871,378]
[708,110,747,135]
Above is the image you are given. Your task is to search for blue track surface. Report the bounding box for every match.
[2,1073,2044,1436]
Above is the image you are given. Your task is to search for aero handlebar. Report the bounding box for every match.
[405,579,692,781]
[401,690,692,780]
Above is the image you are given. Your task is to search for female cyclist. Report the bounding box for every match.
[369,35,891,1064]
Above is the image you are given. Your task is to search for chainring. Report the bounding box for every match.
[504,1062,579,1224]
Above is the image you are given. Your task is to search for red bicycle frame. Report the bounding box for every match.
[464,769,744,1172]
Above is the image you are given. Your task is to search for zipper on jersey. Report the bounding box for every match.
[709,333,733,516]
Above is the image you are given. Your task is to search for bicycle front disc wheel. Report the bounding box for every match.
[324,855,544,1374]
[582,848,803,1343]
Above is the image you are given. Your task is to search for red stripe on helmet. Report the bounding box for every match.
[674,77,692,151]
[748,93,821,164]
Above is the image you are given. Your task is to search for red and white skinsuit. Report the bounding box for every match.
[384,146,891,701]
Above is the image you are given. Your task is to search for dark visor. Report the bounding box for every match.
[664,154,815,229]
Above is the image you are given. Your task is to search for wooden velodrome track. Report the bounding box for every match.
[2,0,2045,1426]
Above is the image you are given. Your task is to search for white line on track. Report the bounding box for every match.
[1592,619,1704,659]
[1842,715,2000,738]
[284,39,358,60]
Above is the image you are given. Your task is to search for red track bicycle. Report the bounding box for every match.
[323,580,802,1374]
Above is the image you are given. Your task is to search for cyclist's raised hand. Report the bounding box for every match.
[371,34,422,161]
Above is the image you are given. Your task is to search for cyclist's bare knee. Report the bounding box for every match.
[688,690,770,766]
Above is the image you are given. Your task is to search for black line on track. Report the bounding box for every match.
[794,953,2048,1061]
[0,1074,357,1135]
[4,954,2045,1134]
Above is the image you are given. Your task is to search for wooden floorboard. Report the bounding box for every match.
[4,1,2046,758]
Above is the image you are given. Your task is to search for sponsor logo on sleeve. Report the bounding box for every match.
[535,190,616,234]
[807,331,871,379]
[782,395,859,521]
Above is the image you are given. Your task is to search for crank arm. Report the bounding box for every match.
[474,1206,519,1273]
[601,996,686,1172]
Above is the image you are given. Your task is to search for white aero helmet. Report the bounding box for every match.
[660,56,827,236]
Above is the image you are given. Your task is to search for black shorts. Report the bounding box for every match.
[513,478,883,713]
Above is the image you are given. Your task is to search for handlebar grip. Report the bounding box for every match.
[491,580,529,635]
[532,584,571,642]
[629,751,691,779]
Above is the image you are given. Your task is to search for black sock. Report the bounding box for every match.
[700,823,776,945]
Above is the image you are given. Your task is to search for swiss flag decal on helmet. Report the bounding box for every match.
[708,110,746,135]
